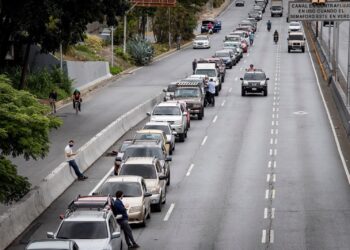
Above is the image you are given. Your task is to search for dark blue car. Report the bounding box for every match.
[201,19,222,33]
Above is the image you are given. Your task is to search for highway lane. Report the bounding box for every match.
[11,0,246,188]
[8,2,350,250]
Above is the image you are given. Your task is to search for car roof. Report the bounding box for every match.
[196,63,216,69]
[64,210,108,221]
[157,102,180,107]
[105,175,143,183]
[124,157,155,164]
[144,121,170,127]
[137,129,165,134]
[216,49,232,53]
[289,31,304,35]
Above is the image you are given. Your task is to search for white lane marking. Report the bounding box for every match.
[273,174,276,182]
[247,53,250,57]
[212,115,218,123]
[276,114,279,119]
[268,161,272,168]
[272,113,275,119]
[221,100,226,107]
[240,67,243,71]
[271,129,274,134]
[229,87,232,93]
[235,77,238,81]
[274,149,277,156]
[276,129,279,135]
[267,174,271,182]
[273,107,276,112]
[186,164,195,176]
[276,108,279,112]
[272,189,276,199]
[306,39,350,184]
[273,161,277,168]
[163,203,175,221]
[201,136,208,146]
[264,208,268,219]
[265,190,269,199]
[272,120,275,126]
[270,230,275,243]
[270,138,273,144]
[89,166,114,195]
[275,138,278,144]
[271,208,275,218]
[262,230,267,243]
[273,96,276,100]
[273,102,276,106]
[276,121,279,126]
[269,149,273,156]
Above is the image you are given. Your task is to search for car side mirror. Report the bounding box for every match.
[266,77,270,80]
[144,192,152,197]
[163,89,167,93]
[112,231,121,239]
[287,38,289,41]
[166,156,172,162]
[304,38,306,40]
[146,112,151,116]
[240,77,243,80]
[47,232,54,239]
[159,174,167,180]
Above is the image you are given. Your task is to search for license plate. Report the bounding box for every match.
[252,88,257,91]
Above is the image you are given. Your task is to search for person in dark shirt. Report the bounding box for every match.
[113,191,139,249]
[72,89,82,111]
[49,90,57,113]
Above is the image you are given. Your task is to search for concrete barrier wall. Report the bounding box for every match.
[0,92,163,250]
[65,61,111,89]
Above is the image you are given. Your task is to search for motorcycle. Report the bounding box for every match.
[267,24,271,32]
[273,33,279,44]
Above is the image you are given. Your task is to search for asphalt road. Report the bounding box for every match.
[7,1,350,250]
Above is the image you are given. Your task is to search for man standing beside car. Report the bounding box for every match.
[192,59,197,74]
[113,191,140,249]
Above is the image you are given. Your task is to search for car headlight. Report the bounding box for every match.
[150,186,160,194]
[243,81,249,85]
[260,81,266,85]
[129,206,142,213]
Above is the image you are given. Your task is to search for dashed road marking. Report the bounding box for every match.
[264,208,268,219]
[273,161,277,168]
[201,136,208,146]
[262,230,267,243]
[234,77,238,81]
[268,161,272,168]
[265,190,270,199]
[229,87,232,93]
[272,189,276,199]
[212,115,218,123]
[267,174,271,182]
[221,100,226,107]
[273,174,276,183]
[270,230,275,243]
[186,164,195,176]
[163,203,175,221]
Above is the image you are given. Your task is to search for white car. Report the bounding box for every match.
[147,102,188,142]
[288,21,302,32]
[193,35,211,49]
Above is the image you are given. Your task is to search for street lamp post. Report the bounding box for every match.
[111,26,114,67]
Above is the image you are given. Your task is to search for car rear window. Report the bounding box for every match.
[143,125,170,134]
[289,35,304,40]
[57,221,107,239]
[99,182,142,197]
[123,147,164,160]
[119,164,157,179]
[215,52,230,57]
[175,88,200,98]
[153,106,181,115]
[134,133,162,141]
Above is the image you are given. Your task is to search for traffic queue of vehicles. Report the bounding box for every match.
[25,1,275,249]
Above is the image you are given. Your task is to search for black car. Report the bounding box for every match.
[214,50,236,69]
[240,69,269,96]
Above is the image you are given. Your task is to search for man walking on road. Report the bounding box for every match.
[49,89,57,114]
[192,59,197,74]
[65,140,87,180]
[113,191,140,249]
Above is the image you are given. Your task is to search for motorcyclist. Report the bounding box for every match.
[267,20,271,31]
[273,30,279,44]
[72,89,82,112]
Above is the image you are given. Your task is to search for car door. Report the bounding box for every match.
[179,105,186,131]
[108,216,121,250]
[142,180,151,214]
[156,161,166,193]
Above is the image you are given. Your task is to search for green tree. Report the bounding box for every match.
[0,75,62,204]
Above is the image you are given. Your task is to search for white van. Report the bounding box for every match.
[195,63,221,95]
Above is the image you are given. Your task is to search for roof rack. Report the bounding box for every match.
[175,82,201,87]
[131,138,161,144]
[64,195,113,218]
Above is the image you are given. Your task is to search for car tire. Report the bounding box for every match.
[179,133,185,142]
[153,196,162,212]
[302,47,305,53]
[229,64,233,69]
[167,174,170,186]
[288,48,291,53]
[198,109,204,120]
[141,211,147,227]
[263,88,268,96]
[169,147,173,155]
[241,87,246,96]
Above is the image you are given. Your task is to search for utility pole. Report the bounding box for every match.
[328,23,331,65]
[168,7,171,49]
[332,22,338,82]
[59,43,63,71]
[111,26,114,67]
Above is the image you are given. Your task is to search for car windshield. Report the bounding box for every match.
[134,133,162,141]
[195,69,216,77]
[226,36,240,42]
[174,88,200,98]
[215,52,230,57]
[195,36,208,40]
[98,182,142,197]
[244,72,266,80]
[153,106,181,115]
[143,125,170,134]
[57,221,107,239]
[289,35,304,40]
[123,147,164,160]
[120,142,131,152]
[224,43,237,48]
[119,164,157,179]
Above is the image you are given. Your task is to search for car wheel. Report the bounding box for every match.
[302,47,305,53]
[167,174,170,186]
[153,197,162,212]
[141,211,147,227]
[169,147,173,155]
[198,109,203,120]
[241,87,245,96]
[229,64,233,69]
[263,88,268,96]
[179,133,185,142]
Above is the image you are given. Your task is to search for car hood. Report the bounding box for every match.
[123,197,143,208]
[194,40,209,43]
[74,239,112,250]
[144,179,158,189]
[151,116,182,123]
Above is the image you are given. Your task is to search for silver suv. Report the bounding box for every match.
[47,196,123,250]
[147,102,188,142]
[287,31,305,53]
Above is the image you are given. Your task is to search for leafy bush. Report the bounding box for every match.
[114,47,131,61]
[85,34,104,51]
[126,36,154,66]
[110,66,123,75]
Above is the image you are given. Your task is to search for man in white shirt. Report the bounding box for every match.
[65,140,87,180]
